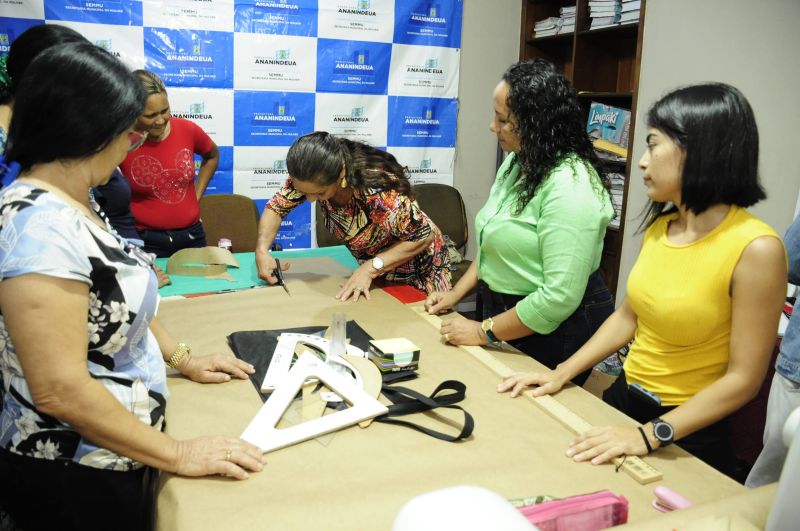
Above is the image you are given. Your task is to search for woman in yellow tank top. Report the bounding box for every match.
[497,83,787,477]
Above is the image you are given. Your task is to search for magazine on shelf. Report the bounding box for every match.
[587,102,631,157]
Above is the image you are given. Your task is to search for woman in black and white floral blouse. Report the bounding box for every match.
[0,43,264,530]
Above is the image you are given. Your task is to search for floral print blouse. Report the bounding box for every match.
[267,178,451,293]
[0,182,166,470]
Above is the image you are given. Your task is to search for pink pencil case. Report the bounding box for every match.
[517,490,629,531]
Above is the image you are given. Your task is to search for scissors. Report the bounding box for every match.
[273,258,291,296]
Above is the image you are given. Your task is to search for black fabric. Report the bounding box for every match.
[374,380,474,442]
[476,270,614,386]
[227,321,374,402]
[136,221,207,258]
[0,447,157,531]
[603,370,736,478]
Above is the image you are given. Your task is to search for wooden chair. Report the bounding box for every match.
[199,193,259,253]
[412,183,472,285]
[316,184,473,284]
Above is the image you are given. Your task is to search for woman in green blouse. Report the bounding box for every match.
[425,58,614,385]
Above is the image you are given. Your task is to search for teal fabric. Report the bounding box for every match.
[155,246,357,297]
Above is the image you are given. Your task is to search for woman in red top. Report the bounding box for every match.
[119,70,220,257]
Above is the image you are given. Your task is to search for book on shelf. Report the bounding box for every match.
[621,0,641,11]
[590,15,620,26]
[588,0,619,6]
[594,139,627,158]
[533,16,561,38]
[607,173,624,231]
[534,29,559,38]
[590,6,621,15]
[587,102,631,159]
[597,150,627,163]
[619,10,640,23]
[534,16,560,30]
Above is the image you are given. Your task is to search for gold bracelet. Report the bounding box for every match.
[166,343,191,369]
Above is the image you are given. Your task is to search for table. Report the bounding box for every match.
[155,260,751,530]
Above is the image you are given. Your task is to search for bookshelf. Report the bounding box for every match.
[520,0,645,295]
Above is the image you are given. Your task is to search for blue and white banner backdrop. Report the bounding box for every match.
[0,0,462,249]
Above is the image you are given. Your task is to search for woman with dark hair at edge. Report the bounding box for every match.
[425,59,615,387]
[0,24,88,153]
[0,25,170,287]
[0,43,264,530]
[255,131,451,301]
[499,83,786,478]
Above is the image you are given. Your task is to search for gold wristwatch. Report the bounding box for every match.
[481,318,500,345]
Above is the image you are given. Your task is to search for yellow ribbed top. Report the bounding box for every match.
[624,206,780,406]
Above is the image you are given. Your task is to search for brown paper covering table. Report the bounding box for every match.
[155,274,747,530]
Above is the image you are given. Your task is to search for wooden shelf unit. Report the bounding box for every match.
[520,0,646,294]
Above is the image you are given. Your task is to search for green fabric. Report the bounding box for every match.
[475,153,612,334]
[155,246,358,297]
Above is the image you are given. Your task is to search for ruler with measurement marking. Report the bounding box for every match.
[413,306,662,485]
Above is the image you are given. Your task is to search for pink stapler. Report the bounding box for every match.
[652,486,692,512]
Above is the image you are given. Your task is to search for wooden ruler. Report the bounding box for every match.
[413,306,662,485]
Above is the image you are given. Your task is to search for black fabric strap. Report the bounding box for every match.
[373,380,474,442]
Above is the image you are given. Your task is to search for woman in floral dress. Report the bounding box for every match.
[256,131,451,301]
[0,43,263,530]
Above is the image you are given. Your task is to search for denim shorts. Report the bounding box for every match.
[476,271,614,386]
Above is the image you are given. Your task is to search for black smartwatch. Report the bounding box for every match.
[651,418,674,447]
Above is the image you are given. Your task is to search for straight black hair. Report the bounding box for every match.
[1,24,88,104]
[286,131,412,197]
[640,83,765,229]
[4,42,146,174]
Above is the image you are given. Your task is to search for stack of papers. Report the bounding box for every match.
[533,16,562,38]
[589,0,621,29]
[367,338,420,373]
[559,5,577,34]
[619,0,641,25]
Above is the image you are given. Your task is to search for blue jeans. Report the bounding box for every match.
[137,221,207,258]
[476,271,614,386]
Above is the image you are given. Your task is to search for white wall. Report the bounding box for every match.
[453,1,521,260]
[618,0,800,300]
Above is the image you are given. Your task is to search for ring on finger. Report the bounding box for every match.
[444,333,451,342]
[225,448,232,461]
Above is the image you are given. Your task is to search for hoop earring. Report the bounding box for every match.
[340,178,347,188]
